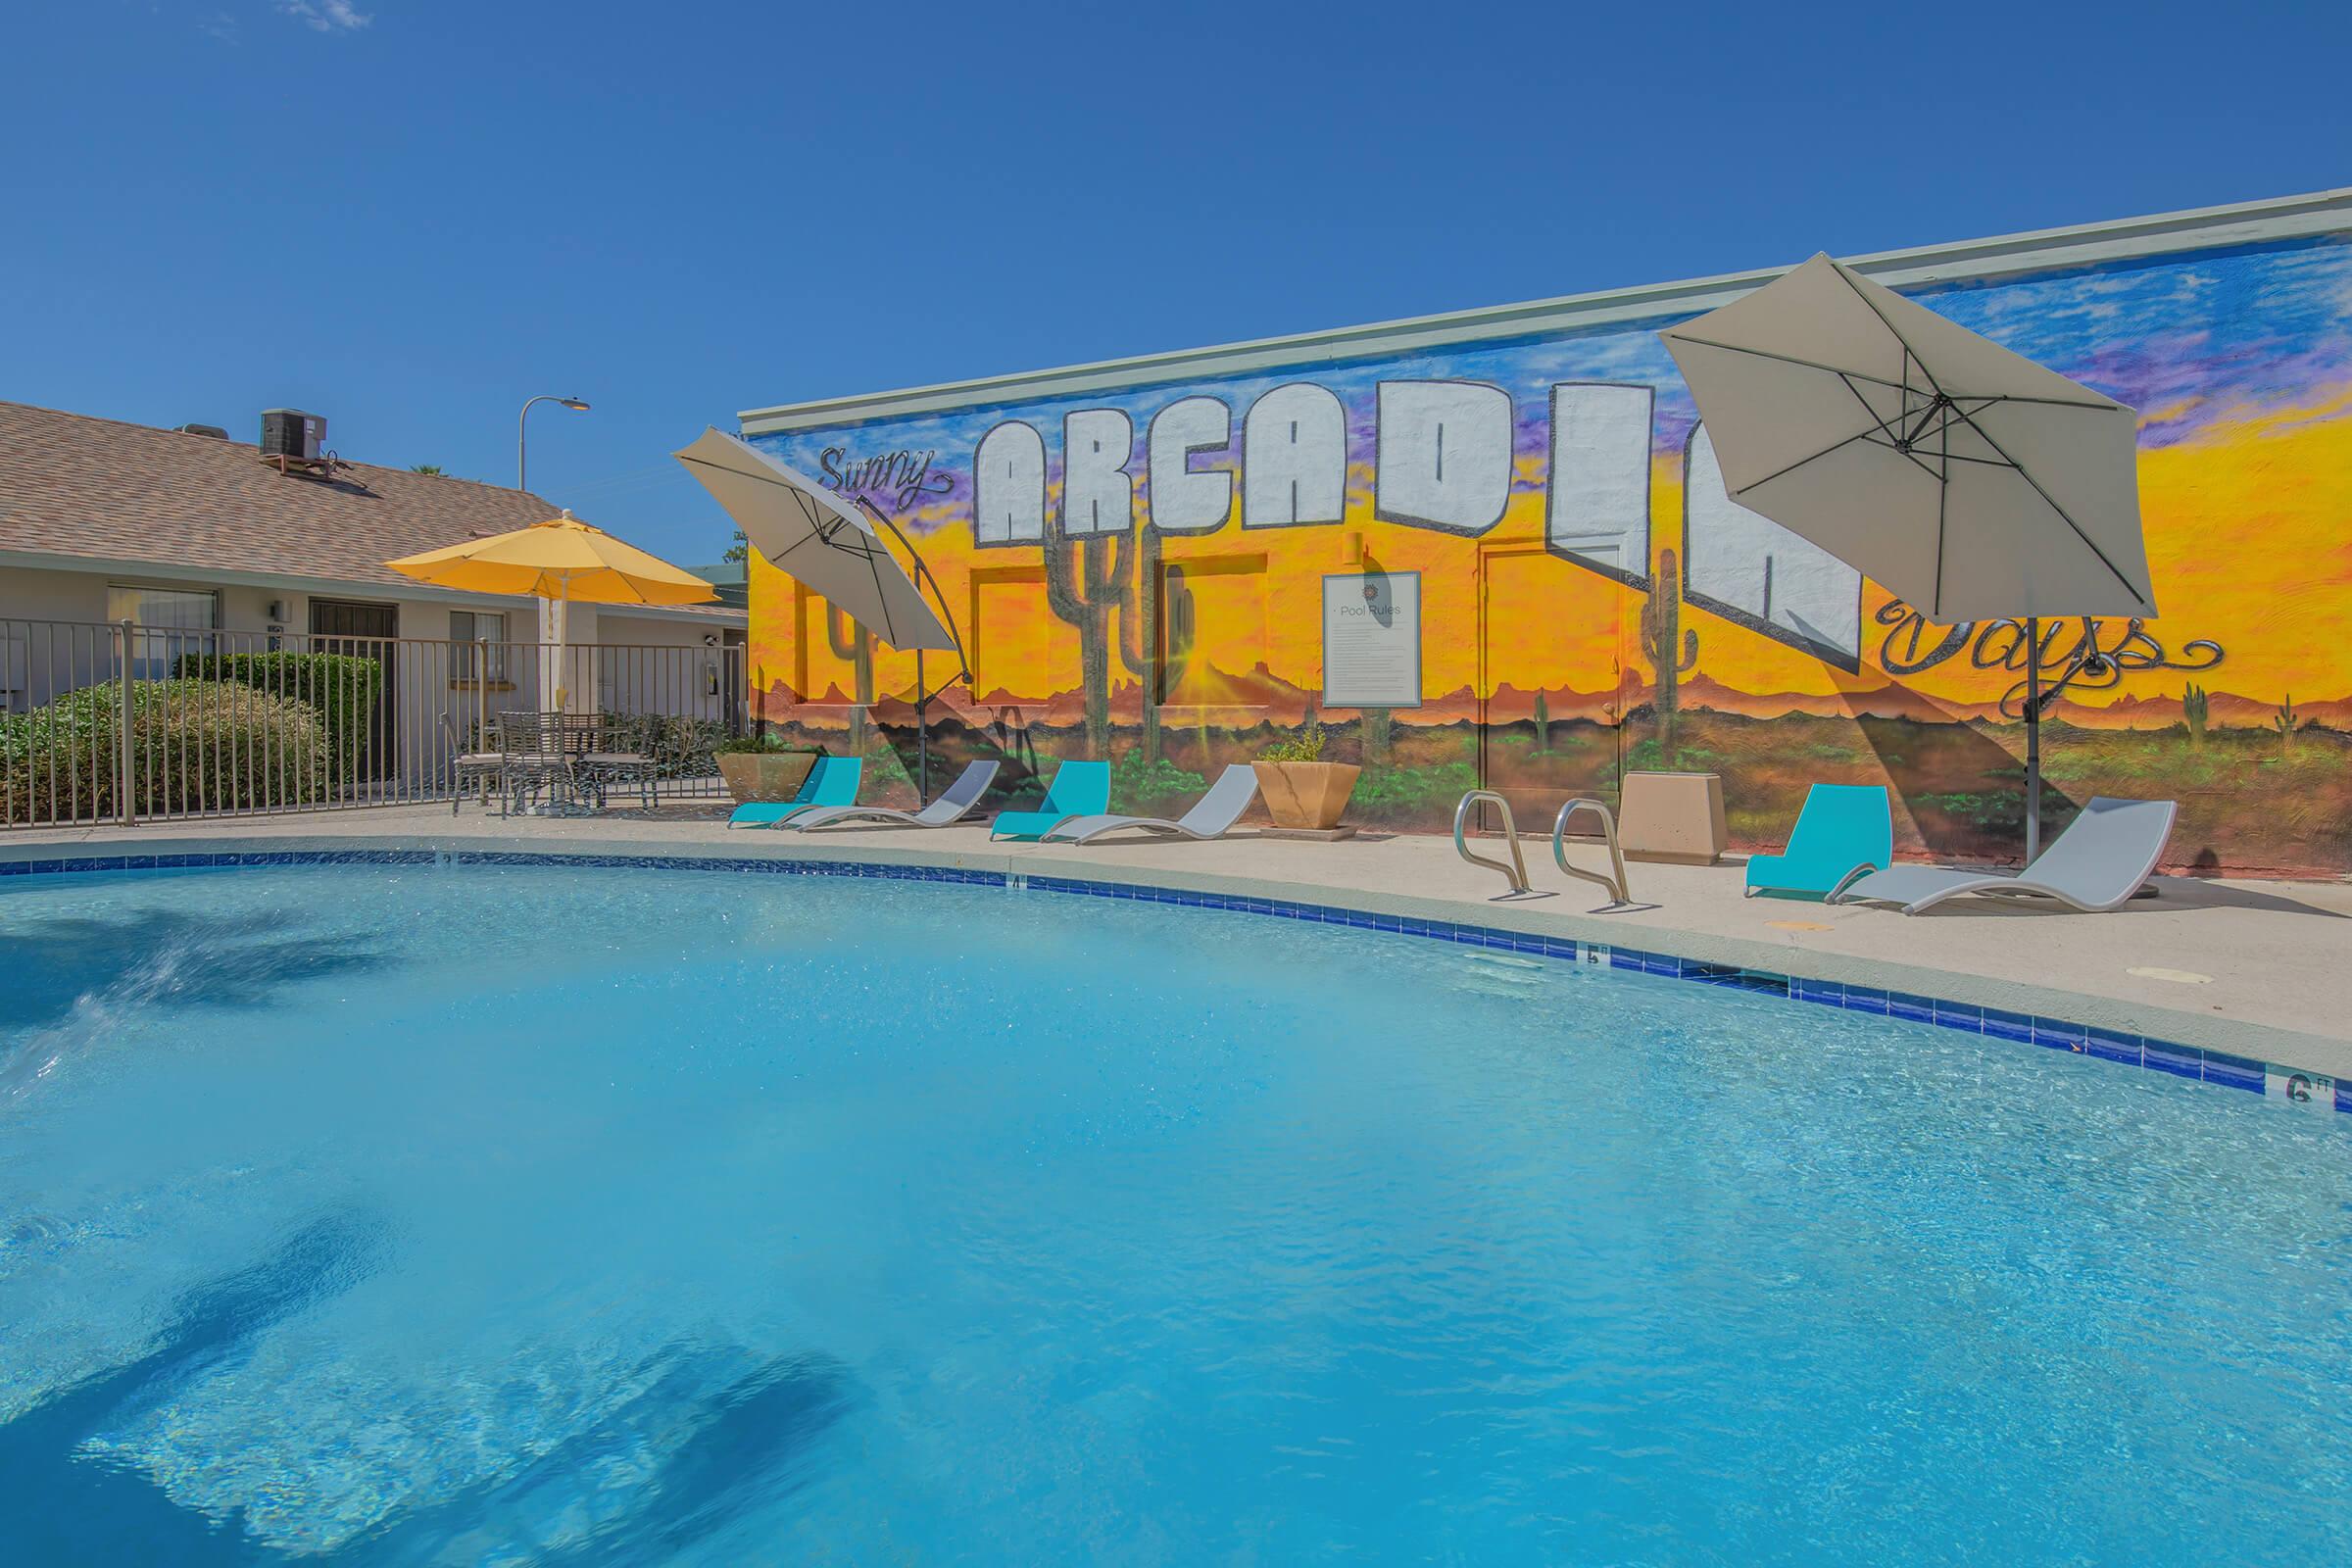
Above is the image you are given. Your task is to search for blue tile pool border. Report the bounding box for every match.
[3,847,2342,1115]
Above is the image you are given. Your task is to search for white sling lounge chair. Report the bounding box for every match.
[1040,764,1259,846]
[785,760,1000,832]
[1829,796,2177,915]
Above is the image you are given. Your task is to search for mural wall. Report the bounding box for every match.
[745,233,2352,874]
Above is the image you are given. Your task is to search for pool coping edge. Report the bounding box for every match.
[2,835,2343,1118]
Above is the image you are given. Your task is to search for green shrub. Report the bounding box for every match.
[1347,760,1481,823]
[607,712,736,778]
[711,732,822,756]
[174,652,381,778]
[1260,720,1327,763]
[1,680,328,823]
[1110,747,1207,817]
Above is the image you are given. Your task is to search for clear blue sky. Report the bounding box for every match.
[3,1,2344,565]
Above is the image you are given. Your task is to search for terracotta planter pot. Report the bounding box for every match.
[1252,760,1360,830]
[716,750,818,805]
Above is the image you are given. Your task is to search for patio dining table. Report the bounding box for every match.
[497,712,658,816]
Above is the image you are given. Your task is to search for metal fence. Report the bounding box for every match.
[0,617,748,829]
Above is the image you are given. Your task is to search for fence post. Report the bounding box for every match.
[115,618,136,826]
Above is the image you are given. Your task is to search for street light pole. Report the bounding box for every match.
[517,395,590,492]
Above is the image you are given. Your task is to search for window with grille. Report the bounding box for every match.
[107,585,218,677]
[451,610,509,681]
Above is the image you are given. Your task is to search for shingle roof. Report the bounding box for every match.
[0,400,736,616]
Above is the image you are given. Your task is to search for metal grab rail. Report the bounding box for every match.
[1453,790,1536,897]
[1552,798,1633,905]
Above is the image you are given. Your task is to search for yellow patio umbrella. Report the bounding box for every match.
[386,509,715,709]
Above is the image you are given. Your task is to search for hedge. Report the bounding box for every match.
[174,652,382,779]
[0,679,330,823]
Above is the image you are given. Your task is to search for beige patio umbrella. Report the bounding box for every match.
[672,428,955,653]
[674,428,966,793]
[1660,253,2156,858]
[387,510,715,710]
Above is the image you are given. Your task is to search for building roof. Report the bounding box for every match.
[0,400,740,619]
[741,185,2352,433]
[687,561,749,610]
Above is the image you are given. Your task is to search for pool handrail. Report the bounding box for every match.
[1552,798,1633,906]
[1453,790,1536,898]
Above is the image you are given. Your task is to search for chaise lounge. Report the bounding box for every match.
[786,760,1001,832]
[727,755,862,828]
[1040,764,1258,846]
[1742,783,1892,900]
[1831,796,2177,915]
[988,760,1111,842]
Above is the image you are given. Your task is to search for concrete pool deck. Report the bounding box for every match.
[5,804,2349,1081]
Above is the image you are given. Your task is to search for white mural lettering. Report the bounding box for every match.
[1061,409,1133,536]
[1147,396,1233,534]
[1374,380,1512,535]
[1682,422,1862,669]
[1545,382,1652,584]
[1242,382,1348,527]
[973,420,1046,545]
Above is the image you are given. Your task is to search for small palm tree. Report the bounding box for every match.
[410,464,447,477]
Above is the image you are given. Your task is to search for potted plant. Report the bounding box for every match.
[1252,721,1360,831]
[713,734,822,805]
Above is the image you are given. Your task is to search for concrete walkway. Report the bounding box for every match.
[6,804,2349,1077]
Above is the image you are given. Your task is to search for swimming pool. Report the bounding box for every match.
[2,861,2347,1564]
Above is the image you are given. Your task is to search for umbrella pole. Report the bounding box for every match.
[547,586,570,712]
[916,650,929,800]
[2025,616,2041,864]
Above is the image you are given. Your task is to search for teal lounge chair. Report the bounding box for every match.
[988,760,1110,842]
[1743,783,1890,900]
[727,756,862,828]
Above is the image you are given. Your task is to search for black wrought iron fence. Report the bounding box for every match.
[0,618,746,828]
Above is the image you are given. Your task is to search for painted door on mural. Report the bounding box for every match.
[1478,546,1626,827]
[1154,554,1273,777]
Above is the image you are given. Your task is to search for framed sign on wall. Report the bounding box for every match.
[1322,570,1422,710]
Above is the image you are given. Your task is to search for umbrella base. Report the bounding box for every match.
[515,801,598,818]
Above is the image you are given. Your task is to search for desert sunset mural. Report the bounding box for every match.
[742,225,2352,875]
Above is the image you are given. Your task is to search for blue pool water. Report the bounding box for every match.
[1,863,2347,1564]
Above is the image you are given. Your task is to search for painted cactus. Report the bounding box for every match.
[1042,525,1130,756]
[2182,682,2209,747]
[1641,549,1700,764]
[825,604,875,751]
[1117,528,1194,765]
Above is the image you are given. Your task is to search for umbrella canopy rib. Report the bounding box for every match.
[677,449,910,643]
[672,428,955,653]
[1658,248,2159,861]
[1936,400,2141,609]
[1672,331,2144,614]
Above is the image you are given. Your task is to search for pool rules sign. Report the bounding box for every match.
[1322,570,1422,710]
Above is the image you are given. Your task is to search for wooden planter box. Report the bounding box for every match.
[716,750,819,805]
[1252,760,1360,830]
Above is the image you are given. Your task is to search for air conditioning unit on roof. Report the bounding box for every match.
[260,409,325,462]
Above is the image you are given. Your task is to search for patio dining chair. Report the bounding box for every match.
[441,712,503,816]
[496,710,575,816]
[576,714,661,811]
